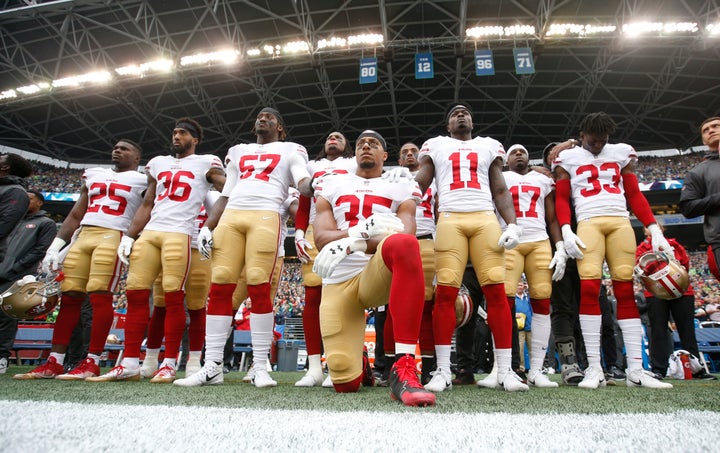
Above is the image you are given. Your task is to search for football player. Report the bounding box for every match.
[553,111,673,389]
[414,103,528,392]
[141,190,220,379]
[14,140,146,380]
[88,118,225,383]
[499,144,566,388]
[293,131,356,387]
[174,107,313,388]
[311,130,435,407]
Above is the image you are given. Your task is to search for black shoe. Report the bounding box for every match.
[693,370,718,380]
[362,346,374,387]
[650,370,665,380]
[222,365,231,374]
[607,366,626,380]
[420,356,436,386]
[451,370,475,385]
[389,355,436,407]
[514,369,528,384]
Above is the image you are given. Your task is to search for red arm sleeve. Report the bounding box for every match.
[295,195,310,231]
[622,173,656,227]
[555,178,572,226]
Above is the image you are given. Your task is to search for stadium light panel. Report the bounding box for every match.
[623,21,698,37]
[706,23,720,36]
[347,34,383,46]
[317,37,347,49]
[466,25,535,39]
[115,59,173,77]
[246,48,261,56]
[0,89,17,100]
[283,40,310,54]
[545,23,616,37]
[180,49,239,67]
[51,71,112,87]
[16,82,51,95]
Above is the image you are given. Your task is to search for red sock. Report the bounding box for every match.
[382,234,424,345]
[418,299,435,355]
[484,283,512,349]
[88,293,114,355]
[432,285,459,346]
[163,290,186,361]
[145,306,166,349]
[302,285,322,355]
[124,289,151,358]
[51,294,85,346]
[530,298,551,316]
[188,307,206,352]
[207,283,236,316]
[579,279,601,315]
[248,282,272,314]
[333,374,362,393]
[613,280,639,320]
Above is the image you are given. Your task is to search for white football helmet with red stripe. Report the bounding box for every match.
[635,252,689,300]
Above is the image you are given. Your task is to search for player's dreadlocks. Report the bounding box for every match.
[579,112,616,137]
[315,131,353,160]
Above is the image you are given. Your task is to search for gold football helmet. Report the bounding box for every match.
[0,273,62,319]
[635,252,689,300]
[455,289,474,327]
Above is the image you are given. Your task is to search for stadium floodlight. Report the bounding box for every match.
[115,59,173,77]
[623,21,698,37]
[51,71,112,88]
[347,34,383,46]
[283,40,310,54]
[317,37,347,49]
[545,23,616,37]
[246,48,261,56]
[0,89,17,100]
[466,25,535,39]
[16,82,51,95]
[179,49,239,67]
[706,23,720,36]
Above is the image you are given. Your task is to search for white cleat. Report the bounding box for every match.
[173,362,224,387]
[476,369,500,389]
[295,370,324,387]
[140,360,158,379]
[499,369,529,392]
[242,366,256,383]
[322,374,333,388]
[252,368,277,388]
[626,368,673,389]
[578,365,607,389]
[423,367,452,392]
[528,369,559,388]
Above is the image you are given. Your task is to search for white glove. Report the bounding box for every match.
[198,226,213,260]
[548,242,569,282]
[294,229,313,264]
[647,223,674,254]
[42,237,67,274]
[117,236,135,266]
[497,223,522,250]
[381,167,414,183]
[348,213,404,240]
[312,237,367,278]
[561,224,586,259]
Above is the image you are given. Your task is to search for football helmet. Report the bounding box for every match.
[634,252,689,300]
[455,290,473,328]
[0,273,62,320]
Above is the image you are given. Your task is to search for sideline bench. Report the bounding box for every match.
[233,329,253,371]
[673,327,720,372]
[11,327,54,365]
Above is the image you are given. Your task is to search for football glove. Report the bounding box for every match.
[548,242,569,282]
[312,237,367,278]
[348,213,404,240]
[647,223,674,254]
[117,236,135,266]
[197,226,213,260]
[497,223,522,250]
[294,229,313,264]
[41,237,67,274]
[561,224,586,259]
[381,167,414,183]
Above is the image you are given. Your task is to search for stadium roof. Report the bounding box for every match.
[1,0,719,165]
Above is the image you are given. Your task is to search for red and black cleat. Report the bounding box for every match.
[389,354,436,407]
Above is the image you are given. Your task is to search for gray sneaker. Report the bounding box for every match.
[561,363,584,385]
[0,357,7,374]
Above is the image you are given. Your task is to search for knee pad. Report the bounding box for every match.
[246,266,269,286]
[485,265,506,285]
[437,269,462,287]
[612,263,634,281]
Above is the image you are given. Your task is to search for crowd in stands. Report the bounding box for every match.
[27,161,83,193]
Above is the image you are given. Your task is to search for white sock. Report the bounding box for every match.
[121,357,140,369]
[434,344,451,370]
[579,314,602,368]
[143,349,160,365]
[395,343,416,357]
[495,348,512,379]
[160,358,176,368]
[617,317,644,370]
[250,312,274,369]
[87,354,101,365]
[530,313,551,371]
[307,354,322,374]
[188,351,202,362]
[204,315,233,364]
[49,352,65,365]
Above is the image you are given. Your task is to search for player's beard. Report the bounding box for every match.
[359,160,377,170]
[171,141,192,154]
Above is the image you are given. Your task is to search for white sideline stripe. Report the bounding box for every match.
[1,400,718,452]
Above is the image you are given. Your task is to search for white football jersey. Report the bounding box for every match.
[80,167,147,232]
[412,171,437,237]
[552,143,636,222]
[419,135,505,212]
[307,156,357,224]
[191,191,221,250]
[502,170,554,242]
[278,187,300,258]
[144,154,224,235]
[224,141,308,212]
[314,173,422,284]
